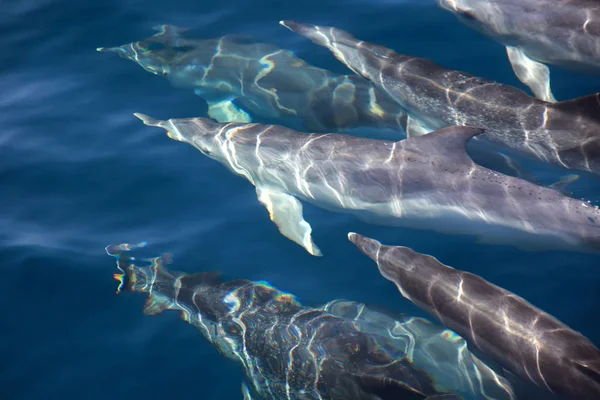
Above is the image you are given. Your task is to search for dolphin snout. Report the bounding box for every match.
[348,232,382,261]
[280,20,333,47]
[438,0,458,12]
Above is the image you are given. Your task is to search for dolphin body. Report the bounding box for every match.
[106,244,460,400]
[135,114,600,255]
[438,0,600,103]
[347,233,600,400]
[97,25,406,132]
[323,300,515,400]
[280,21,600,176]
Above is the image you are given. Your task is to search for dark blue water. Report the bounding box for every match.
[3,1,600,399]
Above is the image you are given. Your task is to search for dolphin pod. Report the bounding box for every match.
[98,25,406,132]
[135,113,600,255]
[103,11,600,400]
[438,0,600,103]
[106,244,463,400]
[348,233,600,400]
[280,20,600,176]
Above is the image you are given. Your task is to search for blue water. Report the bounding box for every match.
[3,0,600,399]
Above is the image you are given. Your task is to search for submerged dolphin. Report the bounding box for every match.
[438,0,600,103]
[107,244,459,400]
[324,300,515,400]
[97,25,406,132]
[135,114,600,255]
[280,21,600,176]
[348,233,600,400]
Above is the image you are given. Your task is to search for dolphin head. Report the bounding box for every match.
[348,233,452,300]
[438,0,498,37]
[134,113,226,159]
[348,233,420,283]
[97,25,201,77]
[97,41,172,77]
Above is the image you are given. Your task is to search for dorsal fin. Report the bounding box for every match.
[151,25,190,39]
[400,126,485,164]
[553,93,600,123]
[411,126,485,149]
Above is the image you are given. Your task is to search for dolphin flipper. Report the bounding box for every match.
[256,186,322,256]
[549,174,580,194]
[506,46,557,103]
[405,115,431,138]
[205,98,253,123]
[241,383,253,400]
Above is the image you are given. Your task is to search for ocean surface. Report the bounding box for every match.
[3,0,600,399]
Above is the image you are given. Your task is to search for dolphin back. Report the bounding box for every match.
[349,234,600,399]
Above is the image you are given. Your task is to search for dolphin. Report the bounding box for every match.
[438,0,600,103]
[97,25,406,132]
[280,21,600,176]
[323,300,516,400]
[348,233,600,400]
[106,243,460,400]
[135,113,600,255]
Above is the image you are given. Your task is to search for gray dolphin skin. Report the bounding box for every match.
[134,113,600,255]
[97,25,406,132]
[106,243,460,400]
[438,0,600,103]
[347,233,600,400]
[280,21,600,176]
[323,300,515,400]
